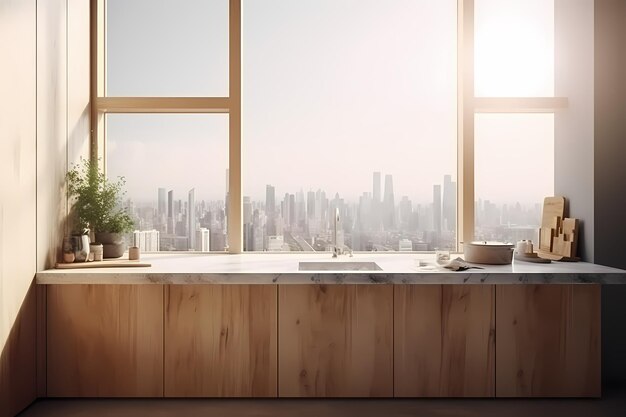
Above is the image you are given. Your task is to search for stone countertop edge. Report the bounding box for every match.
[35,271,626,285]
[34,253,626,285]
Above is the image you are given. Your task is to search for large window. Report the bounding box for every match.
[101,0,233,252]
[95,0,571,253]
[472,0,557,244]
[242,0,457,252]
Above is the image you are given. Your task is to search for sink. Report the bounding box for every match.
[298,261,382,271]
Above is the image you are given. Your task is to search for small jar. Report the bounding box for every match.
[90,243,104,261]
[62,236,75,263]
[129,246,140,261]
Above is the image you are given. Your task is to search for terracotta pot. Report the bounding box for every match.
[95,232,126,259]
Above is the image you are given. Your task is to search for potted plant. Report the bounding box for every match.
[66,158,135,258]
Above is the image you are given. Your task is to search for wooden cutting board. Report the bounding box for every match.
[541,196,566,228]
[55,260,152,269]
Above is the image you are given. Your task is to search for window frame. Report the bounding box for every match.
[91,0,241,252]
[90,0,567,254]
[458,0,567,251]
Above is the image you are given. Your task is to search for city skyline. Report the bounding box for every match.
[125,170,544,253]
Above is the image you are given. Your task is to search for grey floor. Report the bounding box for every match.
[18,389,626,417]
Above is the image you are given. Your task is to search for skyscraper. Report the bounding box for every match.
[282,193,290,226]
[442,174,456,232]
[399,196,412,230]
[243,196,252,225]
[158,188,166,217]
[433,184,442,234]
[383,174,395,230]
[307,190,315,219]
[188,188,196,250]
[265,184,276,237]
[167,190,174,234]
[266,184,275,214]
[289,193,296,228]
[373,172,381,203]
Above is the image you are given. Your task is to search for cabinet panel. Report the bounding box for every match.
[496,284,600,397]
[278,285,393,397]
[164,285,277,397]
[47,285,164,397]
[394,285,495,397]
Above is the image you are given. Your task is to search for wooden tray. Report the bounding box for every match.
[515,252,551,263]
[537,250,580,262]
[55,260,152,269]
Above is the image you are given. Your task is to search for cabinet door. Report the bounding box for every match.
[496,284,600,397]
[394,285,495,397]
[47,285,164,397]
[164,285,277,397]
[278,285,393,397]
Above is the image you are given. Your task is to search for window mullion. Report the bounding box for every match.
[227,0,242,253]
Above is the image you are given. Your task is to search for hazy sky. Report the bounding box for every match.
[106,0,554,206]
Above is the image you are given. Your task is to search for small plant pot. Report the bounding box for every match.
[95,232,126,259]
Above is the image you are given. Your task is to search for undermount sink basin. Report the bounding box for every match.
[298,261,382,271]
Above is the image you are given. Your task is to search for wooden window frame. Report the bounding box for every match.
[90,0,242,253]
[457,0,567,250]
[90,0,567,254]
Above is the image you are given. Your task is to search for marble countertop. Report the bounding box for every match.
[35,253,626,285]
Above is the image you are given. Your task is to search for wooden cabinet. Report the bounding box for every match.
[496,284,601,397]
[278,285,393,397]
[394,285,495,397]
[164,285,277,397]
[43,282,602,399]
[47,285,164,397]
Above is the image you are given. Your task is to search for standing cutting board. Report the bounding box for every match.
[539,197,565,252]
[541,197,565,228]
[538,196,580,261]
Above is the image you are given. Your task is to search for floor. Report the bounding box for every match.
[18,389,626,417]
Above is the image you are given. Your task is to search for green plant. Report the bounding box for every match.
[66,158,135,234]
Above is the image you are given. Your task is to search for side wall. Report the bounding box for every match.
[0,0,90,415]
[554,0,594,262]
[0,1,38,415]
[595,0,626,388]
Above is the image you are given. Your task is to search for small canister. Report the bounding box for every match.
[129,246,140,261]
[515,240,534,255]
[90,243,103,261]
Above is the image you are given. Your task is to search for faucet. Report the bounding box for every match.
[331,207,353,258]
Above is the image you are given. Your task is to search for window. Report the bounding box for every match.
[106,114,229,252]
[474,0,554,97]
[99,0,236,252]
[474,113,554,243]
[470,0,561,245]
[242,0,457,252]
[106,0,229,97]
[94,0,572,253]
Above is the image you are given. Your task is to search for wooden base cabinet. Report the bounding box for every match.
[495,284,601,397]
[394,285,495,397]
[164,285,277,397]
[47,285,164,397]
[278,285,393,397]
[43,282,601,399]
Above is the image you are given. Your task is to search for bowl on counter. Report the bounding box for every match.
[463,241,515,265]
